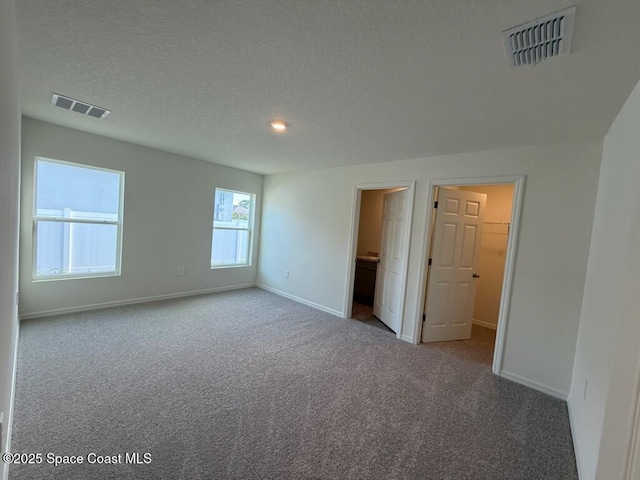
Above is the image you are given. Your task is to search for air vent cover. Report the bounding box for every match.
[503,6,576,67]
[51,93,110,119]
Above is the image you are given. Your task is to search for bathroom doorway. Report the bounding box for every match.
[345,182,415,337]
[351,188,397,333]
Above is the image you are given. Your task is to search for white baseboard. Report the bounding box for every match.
[1,317,19,480]
[400,333,416,344]
[472,319,497,330]
[4,320,20,480]
[499,370,568,400]
[567,397,585,480]
[256,284,343,318]
[19,284,256,320]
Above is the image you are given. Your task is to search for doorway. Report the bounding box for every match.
[419,176,524,374]
[351,188,398,333]
[345,181,415,338]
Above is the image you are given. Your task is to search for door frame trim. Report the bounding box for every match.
[623,351,640,480]
[416,175,526,375]
[344,180,416,339]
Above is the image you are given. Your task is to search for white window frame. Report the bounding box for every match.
[211,188,255,269]
[33,156,125,281]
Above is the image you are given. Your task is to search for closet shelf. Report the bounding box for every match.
[483,221,510,235]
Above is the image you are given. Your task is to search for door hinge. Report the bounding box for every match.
[428,258,432,266]
[422,313,426,321]
[434,201,438,209]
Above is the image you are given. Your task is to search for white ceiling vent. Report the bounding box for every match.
[503,6,576,67]
[51,93,110,119]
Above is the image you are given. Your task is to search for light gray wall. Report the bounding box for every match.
[568,78,640,480]
[258,140,602,397]
[19,118,263,316]
[0,0,21,478]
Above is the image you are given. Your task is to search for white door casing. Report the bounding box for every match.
[422,187,486,343]
[373,189,409,332]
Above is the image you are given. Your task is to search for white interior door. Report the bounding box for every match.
[373,189,409,333]
[422,187,486,343]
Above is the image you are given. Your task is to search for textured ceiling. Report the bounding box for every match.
[16,0,640,175]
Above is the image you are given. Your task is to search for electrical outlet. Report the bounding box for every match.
[284,270,290,279]
[178,266,185,276]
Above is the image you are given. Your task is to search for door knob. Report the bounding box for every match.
[472,273,480,278]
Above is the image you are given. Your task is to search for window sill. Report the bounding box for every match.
[210,264,252,270]
[32,272,121,282]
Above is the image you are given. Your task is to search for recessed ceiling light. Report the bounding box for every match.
[270,121,287,131]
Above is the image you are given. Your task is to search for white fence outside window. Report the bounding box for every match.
[35,209,118,277]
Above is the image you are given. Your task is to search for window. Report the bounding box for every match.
[33,157,124,279]
[211,189,254,267]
